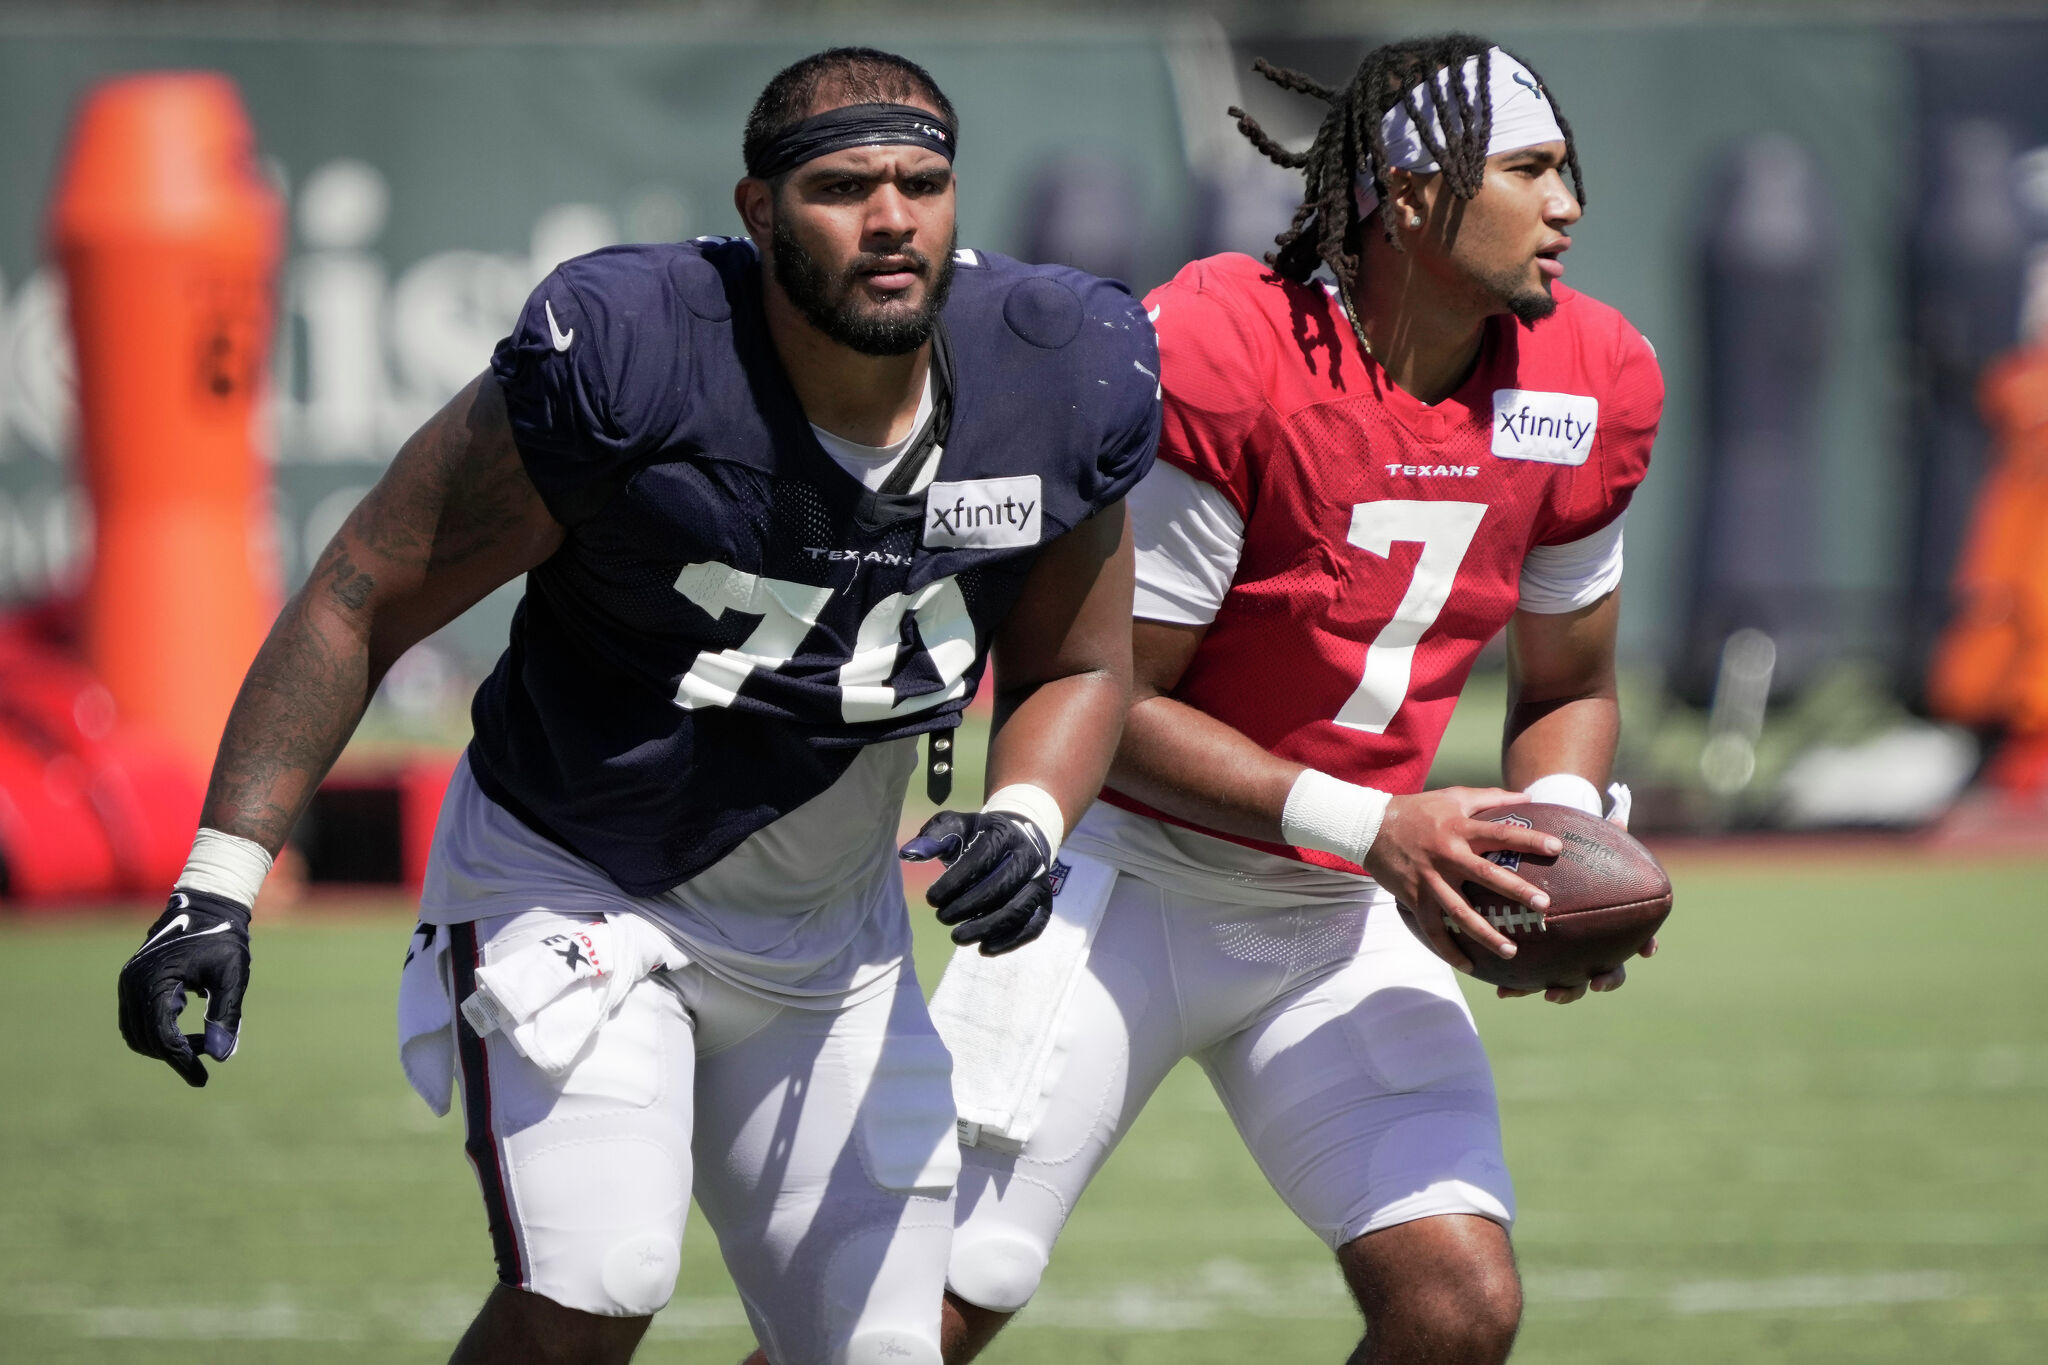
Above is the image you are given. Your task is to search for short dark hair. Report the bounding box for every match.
[743,47,958,178]
[1230,33,1584,292]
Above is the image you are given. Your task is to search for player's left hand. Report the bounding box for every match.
[901,810,1055,956]
[116,889,251,1087]
[1498,791,1654,1003]
[1497,936,1659,1004]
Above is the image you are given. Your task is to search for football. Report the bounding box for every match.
[1447,803,1673,992]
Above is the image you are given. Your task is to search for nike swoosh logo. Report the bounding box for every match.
[132,917,235,960]
[139,914,190,953]
[545,300,574,352]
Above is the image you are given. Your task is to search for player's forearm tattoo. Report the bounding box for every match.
[200,593,373,851]
[200,528,384,850]
[320,549,376,611]
[198,380,546,853]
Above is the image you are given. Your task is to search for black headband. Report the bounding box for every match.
[748,102,956,180]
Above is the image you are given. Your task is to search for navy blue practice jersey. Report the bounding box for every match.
[469,238,1160,895]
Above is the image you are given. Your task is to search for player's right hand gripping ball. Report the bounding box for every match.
[901,810,1054,957]
[116,889,252,1087]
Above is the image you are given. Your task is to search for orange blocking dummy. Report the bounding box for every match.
[1928,342,2048,774]
[52,73,283,779]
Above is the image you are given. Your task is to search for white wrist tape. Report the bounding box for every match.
[982,783,1065,864]
[1521,773,1603,816]
[177,827,274,908]
[1280,769,1392,867]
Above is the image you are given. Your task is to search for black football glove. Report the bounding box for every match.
[900,810,1055,957]
[117,889,251,1088]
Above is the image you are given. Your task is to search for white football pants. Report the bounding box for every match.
[446,910,954,1365]
[947,873,1514,1313]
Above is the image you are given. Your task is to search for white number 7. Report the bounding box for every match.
[1335,500,1487,734]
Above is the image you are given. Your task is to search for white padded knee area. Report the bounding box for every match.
[507,1132,688,1316]
[946,1228,1050,1314]
[778,1214,952,1365]
[597,1231,681,1316]
[842,1326,943,1365]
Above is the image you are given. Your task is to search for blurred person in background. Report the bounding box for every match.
[115,45,1159,1365]
[937,34,1661,1365]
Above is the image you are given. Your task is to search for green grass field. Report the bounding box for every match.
[6,852,2046,1363]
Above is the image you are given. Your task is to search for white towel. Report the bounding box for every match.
[459,915,677,1077]
[928,851,1118,1150]
[397,922,457,1116]
[1606,782,1633,830]
[395,914,680,1114]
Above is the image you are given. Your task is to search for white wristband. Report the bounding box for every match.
[177,827,274,908]
[982,783,1065,864]
[1521,772,1604,817]
[1280,768,1392,867]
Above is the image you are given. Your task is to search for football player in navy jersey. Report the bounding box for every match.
[116,47,1159,1365]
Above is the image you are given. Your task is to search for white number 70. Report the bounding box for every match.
[1334,500,1487,734]
[669,560,975,722]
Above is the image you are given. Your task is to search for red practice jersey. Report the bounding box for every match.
[1102,253,1663,873]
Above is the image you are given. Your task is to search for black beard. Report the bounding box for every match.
[1504,284,1559,325]
[771,219,956,356]
[1484,259,1560,325]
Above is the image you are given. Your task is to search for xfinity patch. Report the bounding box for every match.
[924,476,1042,549]
[1491,389,1599,465]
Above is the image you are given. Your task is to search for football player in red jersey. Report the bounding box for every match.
[936,34,1662,1364]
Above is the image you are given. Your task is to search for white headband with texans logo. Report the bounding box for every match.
[1354,47,1565,212]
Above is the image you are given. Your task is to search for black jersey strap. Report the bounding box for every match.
[877,322,955,497]
[892,325,958,805]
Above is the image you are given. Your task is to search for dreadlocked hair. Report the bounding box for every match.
[1227,33,1585,293]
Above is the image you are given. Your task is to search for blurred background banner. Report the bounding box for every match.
[0,24,1197,669]
[0,17,1910,670]
[0,10,2044,874]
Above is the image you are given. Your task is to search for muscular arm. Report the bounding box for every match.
[1112,595,1627,847]
[1106,618,1299,842]
[201,373,563,851]
[1499,588,1654,1001]
[1107,614,1553,971]
[982,502,1136,831]
[1501,590,1621,790]
[905,504,1136,954]
[1115,593,1626,836]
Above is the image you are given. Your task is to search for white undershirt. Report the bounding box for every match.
[1128,461,1626,626]
[1518,513,1627,612]
[810,371,940,493]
